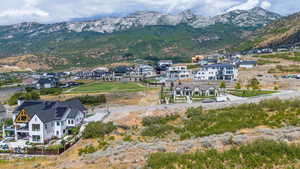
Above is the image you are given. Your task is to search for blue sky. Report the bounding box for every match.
[0,0,299,25]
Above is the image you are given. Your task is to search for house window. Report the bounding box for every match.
[63,129,66,134]
[56,131,59,136]
[56,122,60,126]
[71,120,74,124]
[32,124,40,131]
[32,135,41,142]
[45,124,48,130]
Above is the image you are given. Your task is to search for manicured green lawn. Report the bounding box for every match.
[68,82,149,93]
[229,89,276,97]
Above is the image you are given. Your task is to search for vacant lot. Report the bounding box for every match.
[68,82,149,94]
[254,52,300,62]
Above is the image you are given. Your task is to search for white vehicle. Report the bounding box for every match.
[216,96,229,102]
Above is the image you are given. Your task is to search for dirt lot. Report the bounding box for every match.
[239,57,300,90]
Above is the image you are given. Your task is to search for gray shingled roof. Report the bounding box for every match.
[203,63,235,69]
[0,105,6,113]
[14,99,86,123]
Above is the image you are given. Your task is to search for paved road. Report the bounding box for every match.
[85,90,300,123]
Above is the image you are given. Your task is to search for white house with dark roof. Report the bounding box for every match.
[194,63,238,81]
[4,99,86,143]
[166,65,191,81]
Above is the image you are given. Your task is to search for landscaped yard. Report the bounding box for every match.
[67,82,150,94]
[228,89,276,97]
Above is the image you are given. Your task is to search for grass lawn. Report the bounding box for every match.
[67,82,150,94]
[229,89,276,97]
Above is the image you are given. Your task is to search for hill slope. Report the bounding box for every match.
[0,7,281,70]
[235,12,300,51]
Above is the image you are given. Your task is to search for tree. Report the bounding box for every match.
[82,122,116,139]
[248,78,260,90]
[235,81,241,90]
[8,91,40,105]
[220,82,226,89]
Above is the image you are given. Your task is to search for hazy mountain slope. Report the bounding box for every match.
[235,12,300,51]
[0,8,281,70]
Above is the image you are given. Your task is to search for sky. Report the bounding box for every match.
[0,0,299,25]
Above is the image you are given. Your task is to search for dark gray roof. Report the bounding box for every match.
[203,63,235,69]
[37,78,57,85]
[14,99,86,123]
[0,105,6,113]
[175,84,218,90]
[239,61,257,65]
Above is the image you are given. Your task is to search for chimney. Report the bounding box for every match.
[17,99,24,106]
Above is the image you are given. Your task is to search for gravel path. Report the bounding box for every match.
[85,90,300,123]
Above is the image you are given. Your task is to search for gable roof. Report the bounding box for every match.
[239,61,257,65]
[203,63,235,69]
[0,105,6,113]
[14,99,86,123]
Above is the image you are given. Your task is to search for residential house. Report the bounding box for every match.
[113,66,132,77]
[173,84,219,101]
[75,70,110,80]
[166,65,191,81]
[136,64,155,77]
[194,63,238,81]
[4,99,86,143]
[239,61,257,69]
[198,58,218,66]
[35,78,58,89]
[157,60,173,67]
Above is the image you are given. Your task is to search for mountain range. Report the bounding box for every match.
[235,11,300,51]
[0,7,282,70]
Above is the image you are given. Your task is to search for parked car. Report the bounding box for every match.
[202,98,215,103]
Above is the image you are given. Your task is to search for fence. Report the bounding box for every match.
[1,136,81,155]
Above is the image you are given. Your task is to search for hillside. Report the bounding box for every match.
[235,12,300,51]
[0,7,280,70]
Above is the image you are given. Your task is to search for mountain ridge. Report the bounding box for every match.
[0,7,282,70]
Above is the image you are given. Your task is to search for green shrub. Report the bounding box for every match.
[146,140,300,169]
[97,139,109,150]
[78,145,97,156]
[8,91,40,105]
[82,122,116,139]
[70,126,80,135]
[73,95,106,106]
[123,135,133,142]
[40,88,62,95]
[142,114,179,126]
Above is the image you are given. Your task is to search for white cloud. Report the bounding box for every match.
[227,0,260,11]
[260,1,272,9]
[0,0,297,25]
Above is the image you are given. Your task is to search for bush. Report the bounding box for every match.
[97,139,109,150]
[141,124,176,138]
[146,140,300,169]
[123,135,133,142]
[82,122,116,139]
[70,126,80,135]
[78,145,97,156]
[8,91,40,105]
[40,88,62,95]
[142,114,179,126]
[74,95,106,106]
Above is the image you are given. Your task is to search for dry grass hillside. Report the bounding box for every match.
[0,54,68,71]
